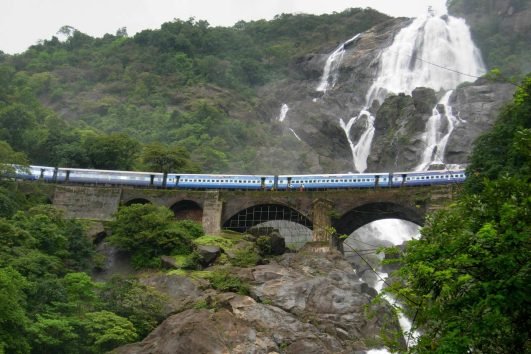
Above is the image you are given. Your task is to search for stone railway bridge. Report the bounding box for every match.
[17,182,460,249]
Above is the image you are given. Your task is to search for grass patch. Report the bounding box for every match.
[167,269,187,276]
[209,271,250,295]
[189,270,214,279]
[193,234,241,249]
[230,246,260,267]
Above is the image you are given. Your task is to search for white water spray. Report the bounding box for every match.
[289,128,302,142]
[366,14,485,104]
[345,219,421,352]
[416,90,462,170]
[334,9,485,172]
[277,103,289,122]
[340,111,375,173]
[316,34,361,93]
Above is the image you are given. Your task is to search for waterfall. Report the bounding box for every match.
[289,128,302,142]
[416,90,461,170]
[366,14,485,104]
[345,219,421,352]
[316,33,361,93]
[277,103,289,122]
[340,111,375,173]
[335,9,485,172]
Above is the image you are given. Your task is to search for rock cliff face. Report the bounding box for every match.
[251,9,518,174]
[114,251,403,353]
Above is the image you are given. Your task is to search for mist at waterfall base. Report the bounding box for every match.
[344,219,421,353]
[316,8,485,172]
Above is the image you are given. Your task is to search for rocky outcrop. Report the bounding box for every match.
[367,89,435,171]
[139,273,205,315]
[252,11,517,174]
[446,79,516,163]
[114,251,403,353]
[253,17,412,174]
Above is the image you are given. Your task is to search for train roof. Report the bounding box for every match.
[173,174,273,178]
[278,172,389,178]
[35,166,164,176]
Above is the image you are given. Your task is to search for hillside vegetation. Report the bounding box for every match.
[386,76,531,353]
[0,8,389,173]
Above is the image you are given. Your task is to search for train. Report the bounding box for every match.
[11,165,467,190]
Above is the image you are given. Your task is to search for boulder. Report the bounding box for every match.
[160,255,179,269]
[197,244,221,266]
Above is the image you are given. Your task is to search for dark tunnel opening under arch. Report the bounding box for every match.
[333,202,423,237]
[171,200,203,223]
[124,198,151,206]
[223,204,313,233]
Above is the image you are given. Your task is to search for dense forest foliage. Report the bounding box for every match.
[386,76,530,353]
[0,186,210,353]
[0,8,389,173]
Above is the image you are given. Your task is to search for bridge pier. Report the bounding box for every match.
[303,199,334,253]
[201,191,223,235]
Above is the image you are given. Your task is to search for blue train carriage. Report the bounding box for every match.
[60,167,164,187]
[401,169,467,186]
[174,174,269,190]
[278,173,390,190]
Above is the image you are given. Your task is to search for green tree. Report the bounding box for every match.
[79,311,137,353]
[0,267,31,354]
[29,316,78,354]
[0,141,29,176]
[0,104,37,152]
[109,204,204,268]
[141,142,199,173]
[100,276,165,337]
[466,75,531,191]
[386,76,531,353]
[84,133,140,170]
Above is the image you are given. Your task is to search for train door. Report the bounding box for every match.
[162,172,168,188]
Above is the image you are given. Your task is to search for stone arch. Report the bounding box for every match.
[171,200,203,223]
[334,202,423,236]
[223,203,313,233]
[124,198,152,206]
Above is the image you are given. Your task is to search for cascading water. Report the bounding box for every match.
[415,90,462,170]
[345,219,421,353]
[277,103,289,122]
[340,111,375,173]
[333,8,485,172]
[316,33,360,93]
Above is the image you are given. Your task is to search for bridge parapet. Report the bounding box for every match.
[53,185,122,220]
[202,191,222,235]
[37,183,460,249]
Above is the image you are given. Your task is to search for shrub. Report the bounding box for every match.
[230,246,260,267]
[209,271,249,295]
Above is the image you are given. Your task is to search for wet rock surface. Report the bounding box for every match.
[251,14,514,173]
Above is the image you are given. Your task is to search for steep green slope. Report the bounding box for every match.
[0,8,389,172]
